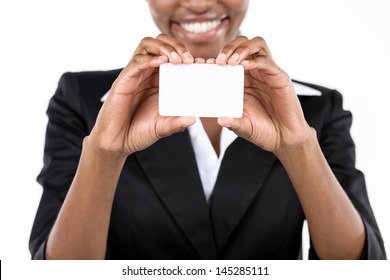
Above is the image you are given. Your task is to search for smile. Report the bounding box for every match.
[180,19,222,34]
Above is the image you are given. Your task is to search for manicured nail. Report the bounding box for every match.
[183,51,193,61]
[195,57,205,64]
[170,51,181,61]
[216,53,227,63]
[206,58,216,64]
[230,53,240,63]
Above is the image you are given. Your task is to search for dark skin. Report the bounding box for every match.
[45,0,365,259]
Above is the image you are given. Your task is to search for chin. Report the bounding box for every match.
[187,44,222,59]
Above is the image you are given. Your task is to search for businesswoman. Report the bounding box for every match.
[30,0,386,259]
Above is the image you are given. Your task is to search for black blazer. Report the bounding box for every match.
[30,70,386,259]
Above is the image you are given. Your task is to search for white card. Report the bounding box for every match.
[159,63,244,117]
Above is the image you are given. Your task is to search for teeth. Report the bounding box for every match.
[180,20,221,34]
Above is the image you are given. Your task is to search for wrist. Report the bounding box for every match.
[83,136,129,163]
[274,127,317,161]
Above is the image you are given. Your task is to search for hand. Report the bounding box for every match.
[215,36,312,153]
[88,34,195,157]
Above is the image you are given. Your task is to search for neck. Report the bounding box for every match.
[200,117,222,156]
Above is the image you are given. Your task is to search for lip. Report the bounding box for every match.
[171,16,229,44]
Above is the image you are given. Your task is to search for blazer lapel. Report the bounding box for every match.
[135,130,218,259]
[210,138,277,251]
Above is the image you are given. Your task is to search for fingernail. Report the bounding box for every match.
[241,60,250,65]
[216,53,227,63]
[230,53,240,63]
[206,58,216,64]
[170,51,181,61]
[195,57,205,64]
[183,51,193,61]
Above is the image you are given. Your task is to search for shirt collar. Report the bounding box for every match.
[292,81,322,96]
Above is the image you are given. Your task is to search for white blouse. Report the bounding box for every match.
[186,81,321,201]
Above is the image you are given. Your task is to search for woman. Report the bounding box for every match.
[30,0,386,259]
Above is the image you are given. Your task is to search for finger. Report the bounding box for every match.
[216,36,249,64]
[155,116,196,139]
[240,55,279,74]
[137,69,160,93]
[217,116,253,139]
[156,34,194,64]
[113,55,167,95]
[228,37,272,65]
[135,37,183,64]
[125,67,163,120]
[206,58,216,64]
[217,89,272,142]
[194,57,206,63]
[242,59,293,96]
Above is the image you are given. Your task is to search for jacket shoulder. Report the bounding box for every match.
[293,79,346,110]
[59,69,121,98]
[292,79,329,91]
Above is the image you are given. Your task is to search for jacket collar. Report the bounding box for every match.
[210,138,277,251]
[135,131,218,259]
[135,130,277,258]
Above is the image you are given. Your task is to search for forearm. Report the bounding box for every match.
[45,137,127,259]
[275,128,365,259]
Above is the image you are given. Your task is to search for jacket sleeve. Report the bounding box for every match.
[308,90,387,259]
[29,72,88,259]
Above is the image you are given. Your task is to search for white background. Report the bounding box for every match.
[1,0,389,264]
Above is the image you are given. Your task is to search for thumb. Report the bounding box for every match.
[155,116,196,139]
[218,116,253,140]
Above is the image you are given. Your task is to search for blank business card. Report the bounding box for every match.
[159,63,244,117]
